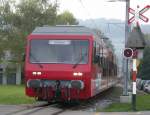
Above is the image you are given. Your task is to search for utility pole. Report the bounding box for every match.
[0,0,4,6]
[128,4,150,111]
[108,0,130,96]
[56,0,58,10]
[123,0,130,96]
[125,0,130,47]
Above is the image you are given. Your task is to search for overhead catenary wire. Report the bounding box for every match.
[78,0,98,29]
[0,0,4,6]
[107,23,125,33]
[78,0,123,36]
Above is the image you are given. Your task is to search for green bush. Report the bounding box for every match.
[138,46,150,80]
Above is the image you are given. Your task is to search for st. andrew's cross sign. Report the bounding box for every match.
[128,5,150,24]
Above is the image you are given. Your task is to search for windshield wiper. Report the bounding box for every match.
[30,53,43,69]
[73,53,87,69]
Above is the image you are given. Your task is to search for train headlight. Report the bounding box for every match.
[32,72,37,75]
[37,72,42,75]
[73,72,78,76]
[78,72,83,76]
[32,72,42,76]
[73,72,83,76]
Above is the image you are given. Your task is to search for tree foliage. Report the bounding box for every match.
[56,11,78,25]
[0,0,57,63]
[0,0,78,82]
[0,0,78,64]
[138,46,150,80]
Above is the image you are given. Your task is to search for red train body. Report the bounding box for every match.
[24,26,117,102]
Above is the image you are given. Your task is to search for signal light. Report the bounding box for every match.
[123,48,133,58]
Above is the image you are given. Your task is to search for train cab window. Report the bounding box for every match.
[30,39,89,64]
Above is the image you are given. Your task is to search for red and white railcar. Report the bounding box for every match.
[24,26,117,102]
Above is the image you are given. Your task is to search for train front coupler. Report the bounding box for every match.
[27,79,84,101]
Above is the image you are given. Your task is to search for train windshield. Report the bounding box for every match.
[30,39,89,64]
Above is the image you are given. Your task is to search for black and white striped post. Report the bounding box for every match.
[123,48,138,110]
[132,50,138,111]
[128,4,150,111]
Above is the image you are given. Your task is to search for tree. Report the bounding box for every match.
[137,46,150,80]
[144,34,150,46]
[56,11,78,25]
[0,0,57,85]
[0,0,78,84]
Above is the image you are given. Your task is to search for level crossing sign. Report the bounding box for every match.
[128,5,150,24]
[123,48,133,58]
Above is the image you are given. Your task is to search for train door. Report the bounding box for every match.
[91,41,102,95]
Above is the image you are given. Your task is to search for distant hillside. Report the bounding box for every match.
[79,18,150,37]
[78,18,150,65]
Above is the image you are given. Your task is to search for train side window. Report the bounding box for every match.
[96,43,100,56]
[96,44,101,66]
[99,57,102,65]
[93,42,96,63]
[109,61,113,76]
[103,58,106,68]
[115,64,117,76]
[99,57,104,67]
[100,45,103,57]
[0,68,3,72]
[93,42,101,64]
[105,59,108,76]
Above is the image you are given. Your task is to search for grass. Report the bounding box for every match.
[0,84,150,112]
[98,94,150,112]
[0,85,36,105]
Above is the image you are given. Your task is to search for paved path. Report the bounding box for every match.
[0,105,150,115]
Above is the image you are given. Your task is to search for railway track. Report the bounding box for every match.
[4,86,121,115]
[5,102,56,115]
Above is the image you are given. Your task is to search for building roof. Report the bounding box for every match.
[126,25,146,49]
[31,26,95,35]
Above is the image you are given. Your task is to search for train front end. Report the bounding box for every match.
[24,26,93,102]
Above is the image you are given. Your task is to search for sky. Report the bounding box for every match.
[56,0,150,62]
[57,0,150,25]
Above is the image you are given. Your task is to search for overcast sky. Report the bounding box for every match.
[57,0,150,24]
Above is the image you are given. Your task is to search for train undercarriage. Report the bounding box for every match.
[27,79,85,102]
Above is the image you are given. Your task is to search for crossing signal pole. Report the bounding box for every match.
[109,0,131,96]
[124,0,130,97]
[128,4,150,111]
[108,0,131,97]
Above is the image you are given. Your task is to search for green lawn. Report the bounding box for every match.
[99,94,150,112]
[0,85,35,105]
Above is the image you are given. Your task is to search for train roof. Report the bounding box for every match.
[31,26,95,35]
